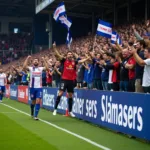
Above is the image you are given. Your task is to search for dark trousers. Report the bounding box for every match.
[108,83,113,91]
[113,83,120,91]
[120,81,129,92]
[143,86,150,93]
[93,79,103,90]
[47,83,52,87]
[129,79,135,92]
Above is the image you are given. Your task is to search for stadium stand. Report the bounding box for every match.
[0,33,33,64]
[2,20,150,93]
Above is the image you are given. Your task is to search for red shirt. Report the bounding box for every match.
[112,62,120,83]
[46,70,52,83]
[127,57,136,80]
[61,58,77,80]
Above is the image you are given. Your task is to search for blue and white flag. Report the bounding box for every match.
[97,20,112,39]
[53,2,66,21]
[117,35,122,45]
[59,15,72,29]
[111,31,117,44]
[66,31,72,47]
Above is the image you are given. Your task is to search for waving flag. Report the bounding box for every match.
[97,20,112,39]
[117,35,122,45]
[66,31,72,47]
[59,15,72,29]
[53,2,66,21]
[111,32,117,44]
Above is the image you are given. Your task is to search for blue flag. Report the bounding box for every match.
[66,31,72,47]
[53,2,66,21]
[111,31,117,44]
[97,20,112,39]
[59,15,72,29]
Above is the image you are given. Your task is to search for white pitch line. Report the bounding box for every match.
[0,112,19,114]
[0,103,111,150]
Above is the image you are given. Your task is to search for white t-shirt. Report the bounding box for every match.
[108,70,113,84]
[29,67,44,88]
[0,73,6,86]
[142,59,150,87]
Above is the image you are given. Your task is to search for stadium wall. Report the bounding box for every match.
[0,16,33,34]
[34,14,49,46]
[5,85,150,141]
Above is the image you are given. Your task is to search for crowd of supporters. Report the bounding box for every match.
[0,33,33,64]
[2,20,150,93]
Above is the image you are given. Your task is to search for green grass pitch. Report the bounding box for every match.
[0,98,150,150]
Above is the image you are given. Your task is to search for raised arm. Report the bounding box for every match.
[23,56,31,70]
[12,65,18,72]
[54,66,61,76]
[73,52,79,59]
[42,57,49,71]
[131,47,145,66]
[115,42,123,51]
[53,42,64,60]
[88,51,95,59]
[82,62,89,70]
[132,24,143,40]
[78,56,91,64]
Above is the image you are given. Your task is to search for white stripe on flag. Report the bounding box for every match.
[97,24,112,36]
[54,4,66,21]
[59,16,72,28]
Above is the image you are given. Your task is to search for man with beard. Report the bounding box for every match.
[23,56,49,120]
[0,69,7,102]
[52,42,90,117]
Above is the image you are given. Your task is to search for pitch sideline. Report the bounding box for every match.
[0,102,111,150]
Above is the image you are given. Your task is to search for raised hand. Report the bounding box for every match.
[146,20,150,27]
[27,55,31,59]
[53,42,56,48]
[132,24,136,30]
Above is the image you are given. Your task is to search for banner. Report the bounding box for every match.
[53,2,66,21]
[7,85,150,141]
[10,85,18,100]
[42,88,67,113]
[111,31,117,44]
[18,86,28,104]
[42,88,150,141]
[5,85,10,98]
[117,35,122,45]
[97,20,112,39]
[59,15,72,29]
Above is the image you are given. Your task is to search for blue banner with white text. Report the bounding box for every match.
[10,85,18,100]
[42,88,150,141]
